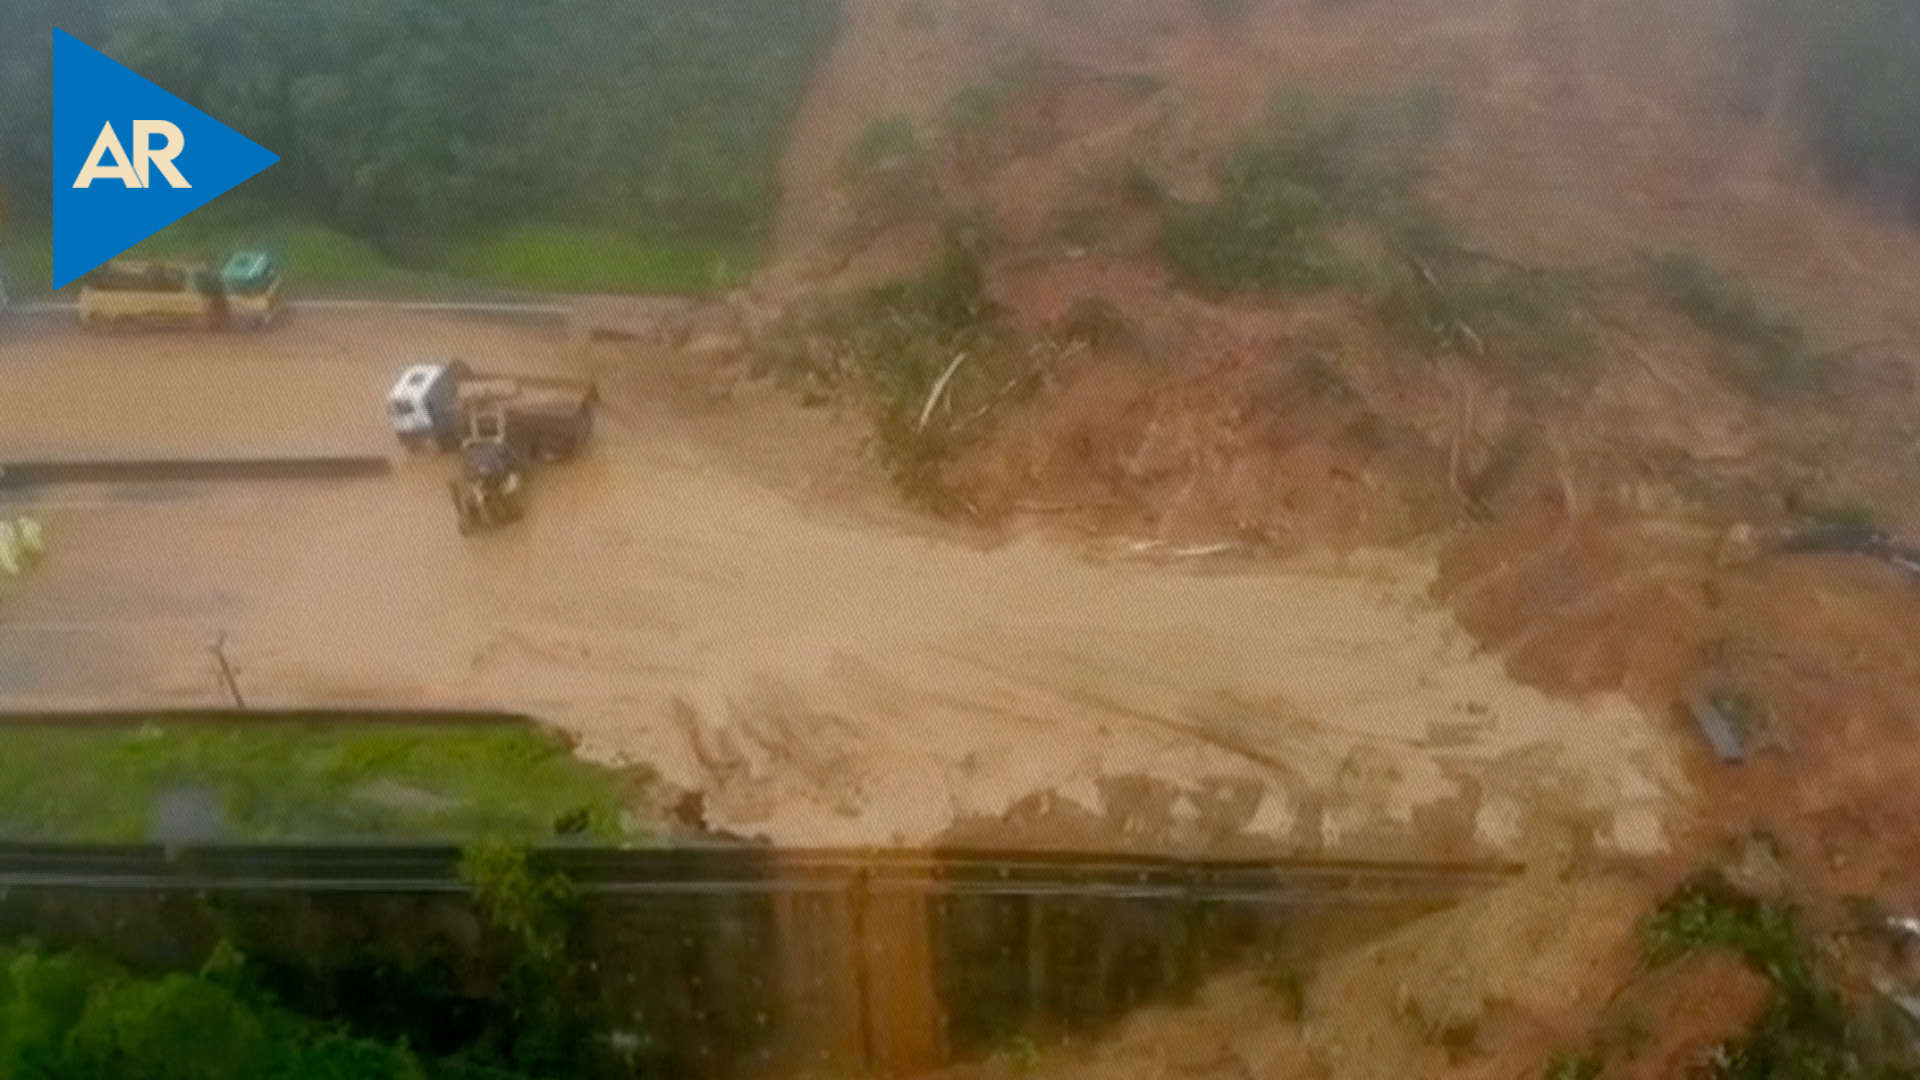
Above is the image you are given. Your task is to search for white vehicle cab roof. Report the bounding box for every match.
[389,360,457,405]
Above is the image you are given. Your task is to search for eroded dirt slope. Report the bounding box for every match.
[760,0,1920,900]
[922,867,1771,1080]
[771,0,1920,339]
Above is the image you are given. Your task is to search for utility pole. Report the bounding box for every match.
[208,631,245,710]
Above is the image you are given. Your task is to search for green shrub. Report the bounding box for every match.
[1640,872,1868,1080]
[1642,871,1803,973]
[1640,252,1824,397]
[811,229,1016,509]
[1162,89,1449,296]
[1378,266,1593,375]
[843,115,927,177]
[459,843,578,962]
[857,231,996,339]
[0,946,447,1080]
[945,82,1016,135]
[1642,253,1781,342]
[65,974,273,1080]
[1163,189,1354,295]
[1162,120,1368,295]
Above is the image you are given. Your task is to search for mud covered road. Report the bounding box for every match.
[0,314,1688,858]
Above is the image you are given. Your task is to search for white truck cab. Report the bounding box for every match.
[386,359,471,451]
[387,358,596,460]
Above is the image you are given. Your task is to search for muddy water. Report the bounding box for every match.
[1,450,1686,860]
[0,317,1690,860]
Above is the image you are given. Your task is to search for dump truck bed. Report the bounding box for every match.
[456,374,596,415]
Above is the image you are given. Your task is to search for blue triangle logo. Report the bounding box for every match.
[51,29,279,289]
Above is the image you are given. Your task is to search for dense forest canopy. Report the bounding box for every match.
[0,946,520,1080]
[3,0,1919,254]
[0,0,838,252]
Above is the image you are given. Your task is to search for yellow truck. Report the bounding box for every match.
[77,251,284,331]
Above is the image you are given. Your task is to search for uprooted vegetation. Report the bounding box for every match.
[843,114,929,178]
[1377,263,1597,380]
[838,115,942,244]
[1155,88,1613,387]
[1159,87,1453,298]
[1638,252,1826,398]
[756,223,1049,510]
[786,79,1874,544]
[1586,871,1920,1080]
[762,55,1920,912]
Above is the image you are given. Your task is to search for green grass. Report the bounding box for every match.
[0,717,643,843]
[144,221,442,292]
[5,220,440,296]
[3,219,752,297]
[445,225,752,294]
[4,233,52,295]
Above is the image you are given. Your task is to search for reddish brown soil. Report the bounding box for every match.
[765,0,1920,900]
[753,0,1920,1071]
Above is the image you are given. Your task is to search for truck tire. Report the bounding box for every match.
[451,482,478,537]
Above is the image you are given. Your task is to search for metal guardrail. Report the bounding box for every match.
[0,456,391,489]
[0,843,1518,1077]
[9,299,570,321]
[0,843,1522,903]
[0,708,541,728]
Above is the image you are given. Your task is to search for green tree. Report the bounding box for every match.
[0,0,839,251]
[0,950,121,1077]
[0,945,517,1080]
[62,974,271,1080]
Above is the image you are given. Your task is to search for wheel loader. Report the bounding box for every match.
[448,407,529,536]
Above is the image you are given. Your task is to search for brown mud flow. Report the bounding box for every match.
[0,311,1690,861]
[0,844,1505,1078]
